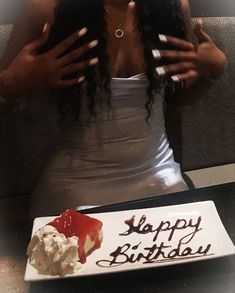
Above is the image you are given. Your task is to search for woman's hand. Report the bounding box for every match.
[0,24,99,103]
[153,20,227,84]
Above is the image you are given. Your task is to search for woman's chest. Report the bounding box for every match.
[105,5,145,77]
[107,44,145,77]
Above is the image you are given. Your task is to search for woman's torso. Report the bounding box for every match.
[31,74,187,217]
[46,74,169,180]
[30,1,188,216]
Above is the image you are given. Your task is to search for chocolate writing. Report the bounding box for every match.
[120,215,202,243]
[96,214,213,268]
[97,241,211,268]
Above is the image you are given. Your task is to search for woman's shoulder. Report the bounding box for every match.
[180,0,190,10]
[25,0,57,25]
[0,0,57,69]
[180,0,193,39]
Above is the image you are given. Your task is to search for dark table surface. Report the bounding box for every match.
[0,182,235,293]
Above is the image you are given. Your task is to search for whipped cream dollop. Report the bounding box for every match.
[27,225,81,276]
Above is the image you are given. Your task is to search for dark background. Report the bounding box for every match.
[0,0,235,24]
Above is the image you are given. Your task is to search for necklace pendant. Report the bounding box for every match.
[115,28,124,38]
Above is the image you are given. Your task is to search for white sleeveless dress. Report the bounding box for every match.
[31,73,188,216]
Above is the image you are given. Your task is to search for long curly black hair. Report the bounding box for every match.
[41,0,187,119]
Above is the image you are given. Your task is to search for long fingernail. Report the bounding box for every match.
[89,40,98,49]
[198,18,203,26]
[152,49,161,59]
[171,75,180,82]
[42,23,48,33]
[156,67,165,76]
[128,0,135,7]
[78,75,85,83]
[158,34,167,42]
[78,27,88,37]
[89,57,99,66]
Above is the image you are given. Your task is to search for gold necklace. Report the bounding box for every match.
[105,1,135,39]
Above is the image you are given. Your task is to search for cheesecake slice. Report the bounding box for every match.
[49,209,103,263]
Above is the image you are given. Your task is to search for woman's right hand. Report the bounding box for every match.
[0,23,98,103]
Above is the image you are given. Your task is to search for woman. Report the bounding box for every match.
[0,0,227,216]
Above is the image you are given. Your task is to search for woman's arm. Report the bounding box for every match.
[0,0,98,107]
[0,0,55,70]
[181,0,194,41]
[0,0,55,104]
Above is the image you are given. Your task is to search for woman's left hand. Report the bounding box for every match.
[153,20,227,83]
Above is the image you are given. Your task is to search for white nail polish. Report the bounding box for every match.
[89,57,99,66]
[78,27,88,37]
[156,67,165,76]
[128,0,135,7]
[198,18,203,26]
[78,76,85,83]
[88,40,98,49]
[42,23,48,33]
[152,49,161,59]
[158,34,167,42]
[171,76,180,82]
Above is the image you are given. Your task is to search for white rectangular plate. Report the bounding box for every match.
[24,201,235,281]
